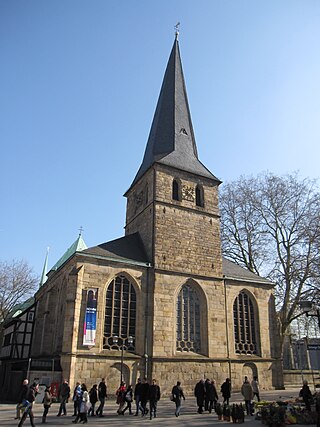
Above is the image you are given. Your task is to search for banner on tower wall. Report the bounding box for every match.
[83,288,98,346]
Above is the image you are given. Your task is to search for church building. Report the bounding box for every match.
[4,35,281,396]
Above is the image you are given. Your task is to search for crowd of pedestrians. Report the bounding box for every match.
[16,374,320,425]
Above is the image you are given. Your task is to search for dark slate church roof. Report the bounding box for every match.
[222,258,272,285]
[80,232,271,285]
[128,36,221,192]
[81,233,151,266]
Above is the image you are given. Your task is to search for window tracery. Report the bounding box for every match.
[103,275,136,351]
[176,284,201,353]
[233,291,258,355]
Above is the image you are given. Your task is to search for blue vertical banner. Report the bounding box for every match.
[83,288,98,346]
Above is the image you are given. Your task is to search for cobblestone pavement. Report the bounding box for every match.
[0,388,302,427]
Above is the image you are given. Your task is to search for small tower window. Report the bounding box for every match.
[196,185,204,207]
[172,179,181,201]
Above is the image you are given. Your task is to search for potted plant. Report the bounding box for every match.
[216,402,223,420]
[223,404,231,421]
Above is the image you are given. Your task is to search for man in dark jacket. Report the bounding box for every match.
[134,378,143,416]
[194,379,206,414]
[205,379,219,413]
[57,379,70,416]
[221,378,231,405]
[149,379,161,420]
[96,378,107,417]
[18,382,38,427]
[140,377,150,416]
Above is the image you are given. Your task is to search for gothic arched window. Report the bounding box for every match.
[233,291,258,355]
[172,179,181,201]
[103,275,136,351]
[176,284,201,353]
[196,185,204,207]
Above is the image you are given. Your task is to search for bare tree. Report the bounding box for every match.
[220,172,320,350]
[0,260,38,324]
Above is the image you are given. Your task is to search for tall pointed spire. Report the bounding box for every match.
[39,247,49,288]
[129,36,220,190]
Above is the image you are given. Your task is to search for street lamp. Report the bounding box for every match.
[300,301,320,330]
[112,335,134,384]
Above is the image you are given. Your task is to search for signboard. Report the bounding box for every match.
[83,288,98,346]
[50,382,59,402]
[307,344,320,350]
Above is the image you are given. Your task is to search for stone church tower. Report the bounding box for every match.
[27,36,280,394]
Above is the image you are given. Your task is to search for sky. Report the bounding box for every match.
[1,0,320,278]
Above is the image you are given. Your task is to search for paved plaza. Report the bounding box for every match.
[0,388,304,427]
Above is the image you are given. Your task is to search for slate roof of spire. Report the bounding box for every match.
[128,37,220,191]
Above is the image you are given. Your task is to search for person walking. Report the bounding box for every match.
[88,384,98,416]
[221,378,231,405]
[96,378,107,417]
[134,378,143,416]
[300,380,313,411]
[206,379,219,413]
[241,376,254,416]
[18,382,39,427]
[172,381,185,417]
[194,379,205,414]
[15,379,29,420]
[149,379,161,420]
[57,379,70,416]
[116,381,127,415]
[42,386,52,423]
[72,382,81,417]
[140,378,150,416]
[251,376,260,402]
[79,384,90,424]
[122,384,134,415]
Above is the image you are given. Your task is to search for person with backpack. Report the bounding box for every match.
[18,382,39,427]
[121,384,134,415]
[116,381,127,415]
[241,376,254,416]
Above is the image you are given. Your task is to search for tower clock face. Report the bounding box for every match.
[182,185,195,201]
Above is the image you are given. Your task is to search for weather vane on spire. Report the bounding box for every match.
[174,22,180,39]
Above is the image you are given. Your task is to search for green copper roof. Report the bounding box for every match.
[50,234,87,272]
[4,297,35,325]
